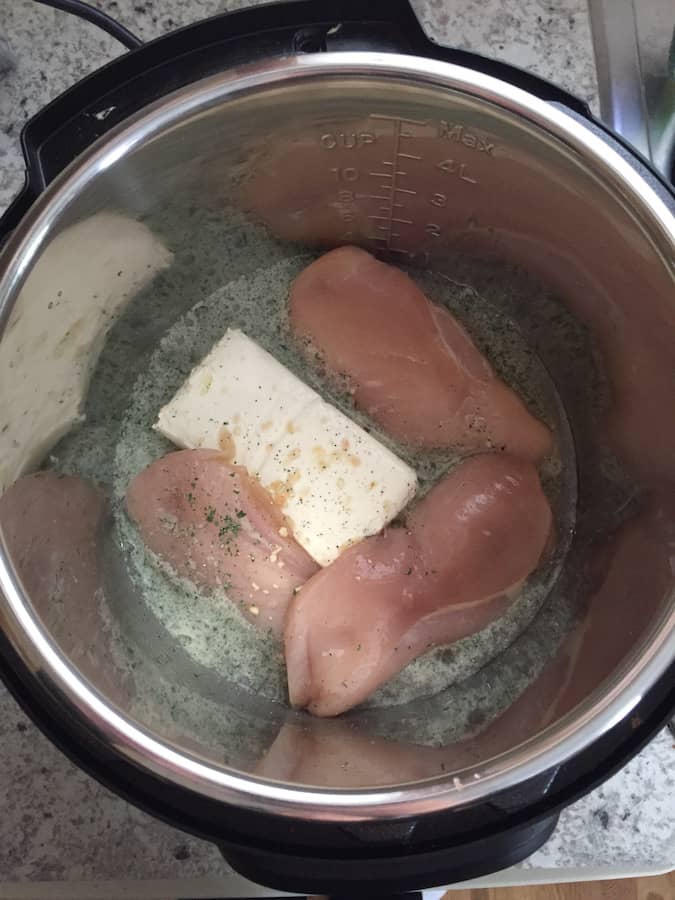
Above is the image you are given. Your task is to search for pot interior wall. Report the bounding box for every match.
[0,73,674,791]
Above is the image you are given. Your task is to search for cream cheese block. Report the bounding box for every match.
[0,212,173,492]
[155,329,418,566]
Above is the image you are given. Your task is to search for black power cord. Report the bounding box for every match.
[34,0,143,51]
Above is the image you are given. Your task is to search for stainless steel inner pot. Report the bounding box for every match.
[0,53,674,821]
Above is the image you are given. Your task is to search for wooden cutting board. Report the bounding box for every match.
[444,871,674,899]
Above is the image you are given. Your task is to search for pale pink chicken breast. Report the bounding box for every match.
[126,449,319,635]
[285,452,553,716]
[256,720,454,788]
[0,472,133,706]
[258,492,673,784]
[289,246,552,462]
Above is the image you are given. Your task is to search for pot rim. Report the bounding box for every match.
[0,51,674,821]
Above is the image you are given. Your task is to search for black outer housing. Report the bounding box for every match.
[0,1,674,895]
[1,626,673,896]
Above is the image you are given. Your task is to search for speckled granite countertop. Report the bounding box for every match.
[0,1,674,897]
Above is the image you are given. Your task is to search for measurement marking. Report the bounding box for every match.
[387,247,410,254]
[370,114,428,127]
[387,121,404,250]
[362,117,422,249]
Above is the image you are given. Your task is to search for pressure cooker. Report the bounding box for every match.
[0,1,674,895]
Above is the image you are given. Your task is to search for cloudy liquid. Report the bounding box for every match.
[50,205,595,750]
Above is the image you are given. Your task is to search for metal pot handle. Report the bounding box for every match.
[588,0,675,177]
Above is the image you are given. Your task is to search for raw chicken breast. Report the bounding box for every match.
[0,472,133,706]
[126,449,319,635]
[256,720,452,788]
[289,246,551,461]
[285,452,552,716]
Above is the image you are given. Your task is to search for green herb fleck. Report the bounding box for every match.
[218,514,242,538]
